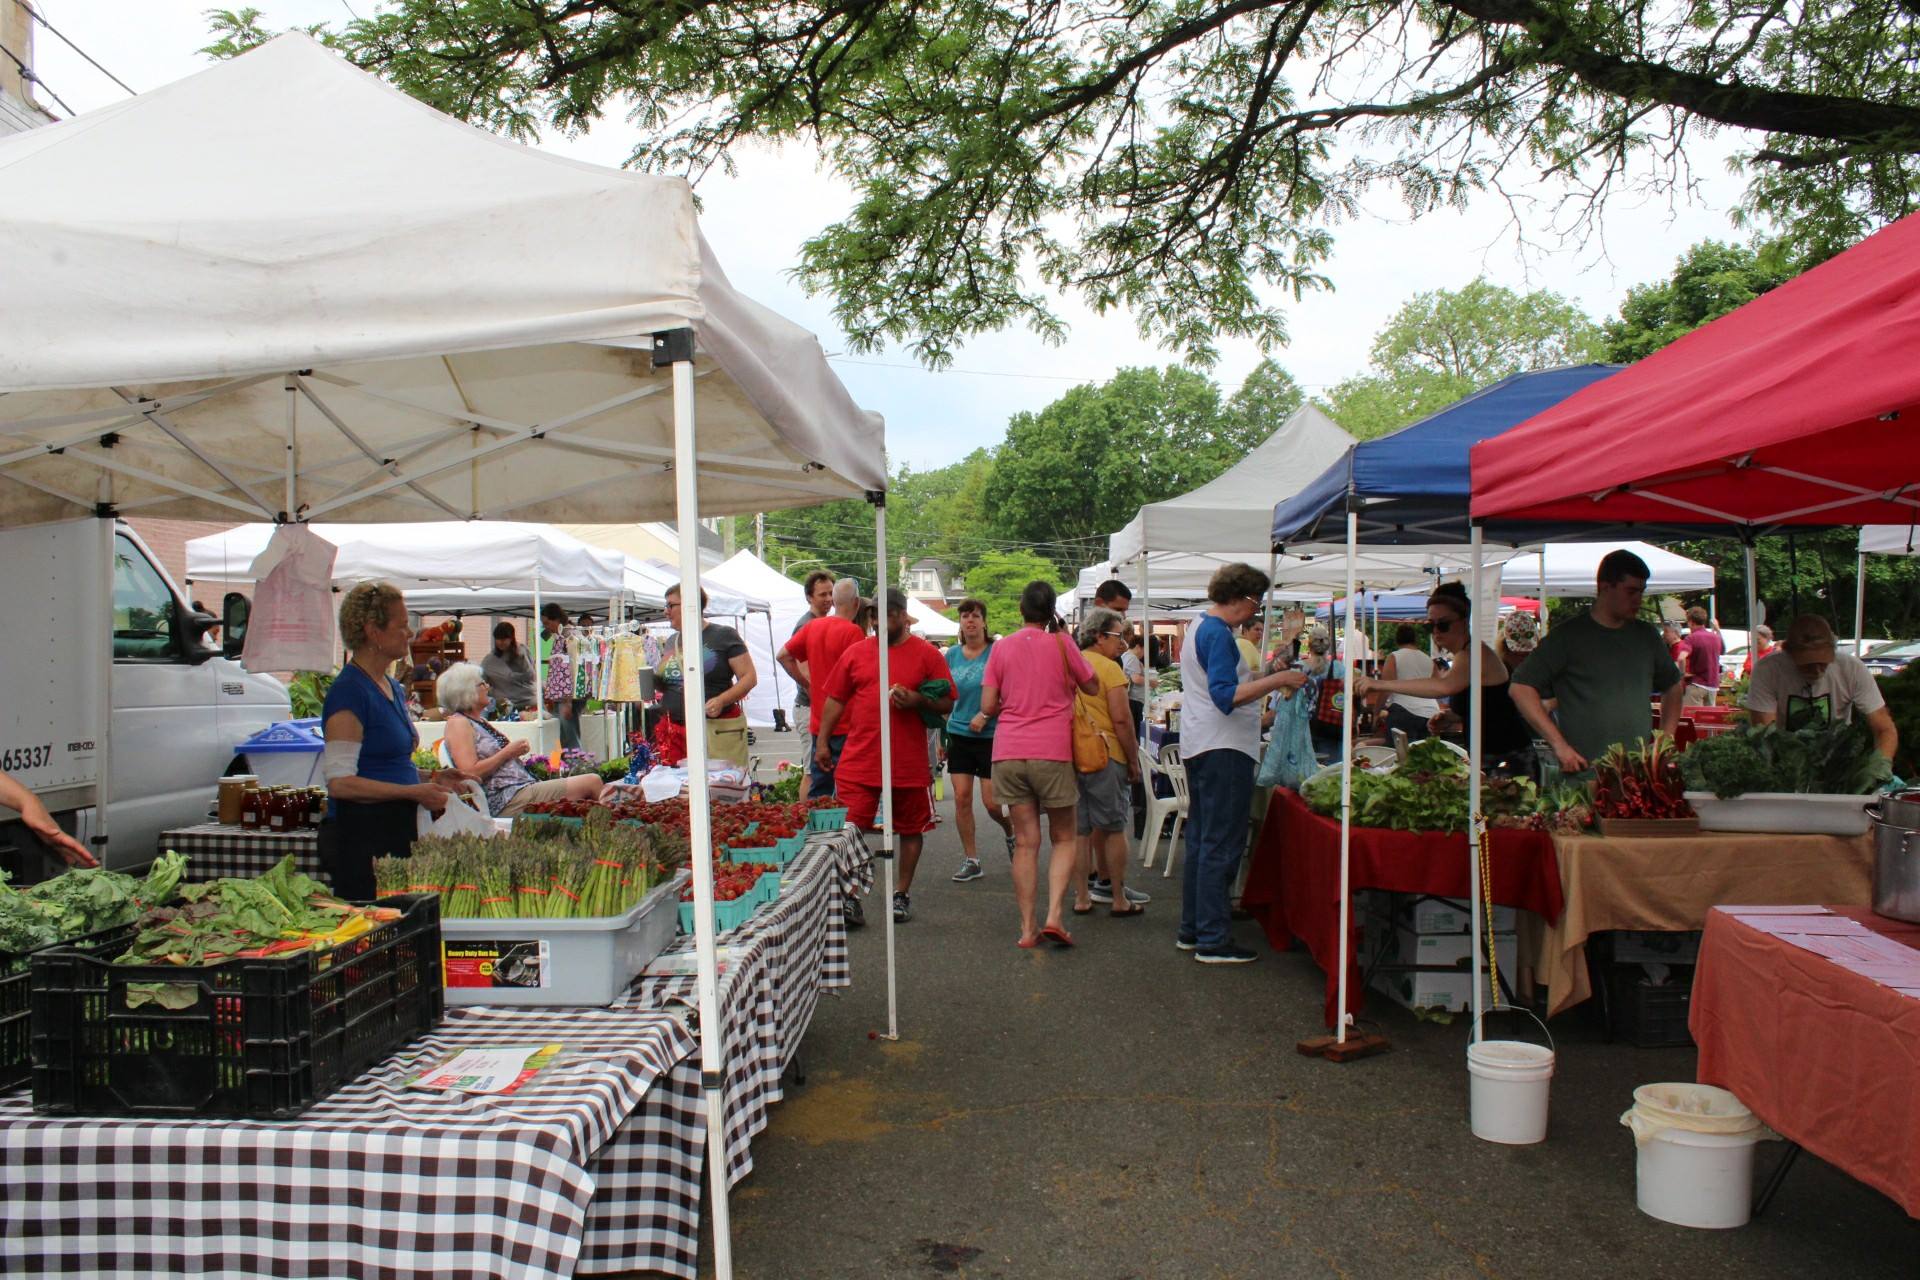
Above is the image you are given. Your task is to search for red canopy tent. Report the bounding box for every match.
[1471,213,1920,533]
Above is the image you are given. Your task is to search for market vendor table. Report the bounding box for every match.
[1691,906,1920,1217]
[0,1004,696,1280]
[1524,829,1875,1017]
[1241,788,1563,1027]
[0,828,872,1280]
[159,820,325,881]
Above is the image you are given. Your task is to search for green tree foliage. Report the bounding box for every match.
[1602,242,1803,362]
[202,0,1920,367]
[962,550,1071,638]
[1320,280,1603,438]
[990,366,1265,568]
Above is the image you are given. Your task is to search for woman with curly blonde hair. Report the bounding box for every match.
[318,582,459,898]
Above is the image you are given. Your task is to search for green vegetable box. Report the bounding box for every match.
[438,872,688,1007]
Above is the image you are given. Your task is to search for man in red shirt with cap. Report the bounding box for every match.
[816,589,954,924]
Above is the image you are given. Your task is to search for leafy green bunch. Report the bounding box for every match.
[1679,718,1894,799]
[0,852,186,962]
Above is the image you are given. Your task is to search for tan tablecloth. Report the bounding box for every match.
[1524,830,1874,1016]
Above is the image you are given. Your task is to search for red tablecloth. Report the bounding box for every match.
[1241,789,1564,1027]
[1691,906,1920,1217]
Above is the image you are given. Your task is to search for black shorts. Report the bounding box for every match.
[946,732,995,778]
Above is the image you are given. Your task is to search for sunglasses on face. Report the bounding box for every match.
[1432,616,1462,632]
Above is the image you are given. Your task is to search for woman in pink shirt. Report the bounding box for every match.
[981,581,1100,949]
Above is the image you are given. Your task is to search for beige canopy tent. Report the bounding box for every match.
[0,35,893,1279]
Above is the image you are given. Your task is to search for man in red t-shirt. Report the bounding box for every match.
[816,589,955,923]
[778,579,864,796]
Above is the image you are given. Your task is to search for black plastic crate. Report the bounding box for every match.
[0,957,29,1092]
[1610,966,1695,1048]
[29,895,443,1119]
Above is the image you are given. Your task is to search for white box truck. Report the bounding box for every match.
[0,517,290,876]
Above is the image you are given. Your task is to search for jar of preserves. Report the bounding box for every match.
[239,785,264,829]
[307,788,327,827]
[266,787,290,832]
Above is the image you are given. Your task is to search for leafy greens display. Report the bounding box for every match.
[1299,739,1589,834]
[1679,718,1894,799]
[0,853,186,963]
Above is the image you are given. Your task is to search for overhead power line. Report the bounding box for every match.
[24,4,135,96]
[0,37,73,114]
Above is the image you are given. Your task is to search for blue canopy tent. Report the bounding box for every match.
[1317,590,1432,622]
[1268,364,1625,1069]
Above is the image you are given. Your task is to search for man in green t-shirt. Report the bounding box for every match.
[1510,548,1685,773]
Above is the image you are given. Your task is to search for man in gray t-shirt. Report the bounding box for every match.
[1745,614,1899,759]
[1510,549,1685,773]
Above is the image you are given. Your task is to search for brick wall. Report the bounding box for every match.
[125,518,249,607]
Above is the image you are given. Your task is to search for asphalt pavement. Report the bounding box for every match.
[697,745,1913,1278]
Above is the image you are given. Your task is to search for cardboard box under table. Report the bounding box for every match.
[1241,789,1563,1028]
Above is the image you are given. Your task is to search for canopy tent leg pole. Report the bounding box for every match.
[283,375,297,517]
[1468,525,1487,1053]
[1538,555,1548,637]
[1854,553,1867,654]
[663,330,733,1280]
[93,511,114,854]
[875,495,898,1041]
[1300,511,1385,1061]
[1743,543,1760,640]
[533,572,546,729]
[1262,550,1278,657]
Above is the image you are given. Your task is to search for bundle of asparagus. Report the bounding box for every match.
[374,812,677,920]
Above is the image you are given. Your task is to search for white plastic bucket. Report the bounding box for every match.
[1466,1040,1554,1144]
[1635,1128,1760,1229]
[1622,1083,1762,1229]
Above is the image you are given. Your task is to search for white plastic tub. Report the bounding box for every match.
[1623,1083,1764,1229]
[1467,1040,1554,1144]
[1683,791,1875,836]
[438,870,687,1007]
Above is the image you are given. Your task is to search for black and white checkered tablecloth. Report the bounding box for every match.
[0,829,871,1280]
[159,822,327,883]
[0,1005,694,1280]
[579,833,862,1277]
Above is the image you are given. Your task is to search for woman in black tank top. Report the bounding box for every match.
[1350,582,1534,769]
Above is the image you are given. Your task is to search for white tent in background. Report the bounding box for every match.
[1106,404,1354,563]
[624,556,761,620]
[1854,525,1920,647]
[906,596,960,639]
[184,521,634,617]
[707,549,811,728]
[0,36,892,1279]
[1499,540,1714,597]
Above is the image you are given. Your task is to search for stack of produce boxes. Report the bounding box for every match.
[1362,892,1518,1014]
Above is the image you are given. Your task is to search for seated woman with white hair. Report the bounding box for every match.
[437,661,604,817]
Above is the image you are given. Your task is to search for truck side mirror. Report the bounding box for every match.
[222,593,251,660]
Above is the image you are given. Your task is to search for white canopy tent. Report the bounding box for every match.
[706,549,811,728]
[1106,405,1354,564]
[184,520,632,608]
[1854,525,1920,648]
[1498,540,1714,597]
[906,596,960,639]
[625,556,762,620]
[0,36,893,1278]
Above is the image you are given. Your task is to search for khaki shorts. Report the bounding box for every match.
[500,776,575,817]
[1683,683,1718,707]
[991,758,1079,811]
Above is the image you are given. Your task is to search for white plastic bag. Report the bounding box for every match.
[240,523,339,673]
[418,780,499,838]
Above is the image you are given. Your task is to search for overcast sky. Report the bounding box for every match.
[25,0,1756,470]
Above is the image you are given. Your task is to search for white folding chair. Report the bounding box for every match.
[1159,744,1190,875]
[1139,746,1187,870]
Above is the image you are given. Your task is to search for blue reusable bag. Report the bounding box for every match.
[1257,689,1318,789]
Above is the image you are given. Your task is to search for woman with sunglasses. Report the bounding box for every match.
[1352,582,1533,769]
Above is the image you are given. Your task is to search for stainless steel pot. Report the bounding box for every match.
[1874,789,1920,831]
[1872,819,1920,925]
